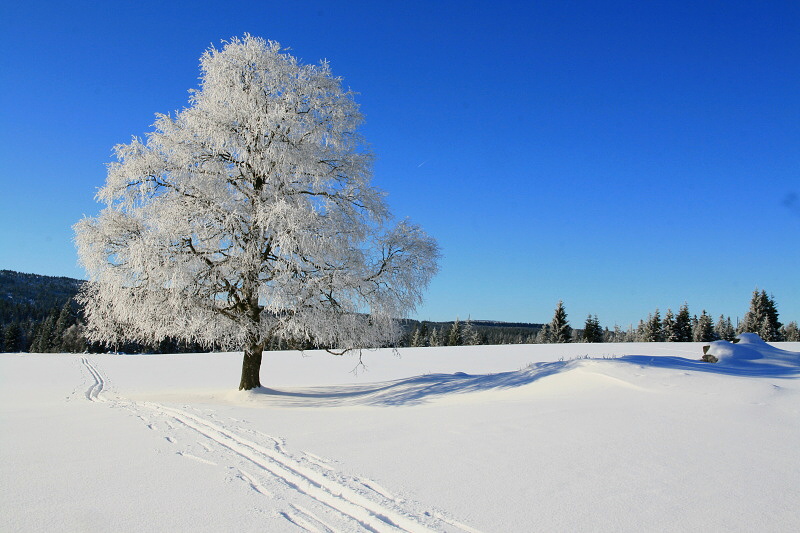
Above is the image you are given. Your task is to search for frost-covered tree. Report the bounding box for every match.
[549,301,572,343]
[693,310,716,342]
[608,324,624,343]
[74,36,439,390]
[739,290,782,341]
[428,327,442,347]
[413,322,430,347]
[662,309,678,342]
[447,318,463,346]
[410,327,425,348]
[714,315,736,341]
[781,321,799,342]
[462,317,481,346]
[643,309,663,342]
[535,324,550,344]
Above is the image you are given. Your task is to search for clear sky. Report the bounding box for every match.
[1,0,798,327]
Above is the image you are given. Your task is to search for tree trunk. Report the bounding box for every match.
[239,344,263,390]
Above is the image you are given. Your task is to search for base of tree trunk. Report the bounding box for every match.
[239,346,263,390]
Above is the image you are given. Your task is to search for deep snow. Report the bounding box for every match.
[2,337,799,532]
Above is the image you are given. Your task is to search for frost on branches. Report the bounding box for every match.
[74,35,439,390]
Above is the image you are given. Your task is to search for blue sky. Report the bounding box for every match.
[1,0,798,327]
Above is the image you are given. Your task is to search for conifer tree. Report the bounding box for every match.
[739,290,782,340]
[50,301,75,352]
[762,292,782,341]
[780,321,799,342]
[644,309,663,342]
[429,327,442,347]
[32,314,56,353]
[693,310,716,342]
[535,324,550,344]
[410,327,424,347]
[582,314,603,343]
[463,317,481,345]
[448,318,463,347]
[739,289,766,334]
[549,301,572,343]
[675,303,692,342]
[3,323,22,352]
[663,309,678,342]
[758,315,778,342]
[714,315,736,341]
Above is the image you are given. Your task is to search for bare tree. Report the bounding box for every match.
[75,35,439,390]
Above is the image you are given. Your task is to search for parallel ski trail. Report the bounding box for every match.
[80,356,106,402]
[143,402,434,533]
[78,356,482,533]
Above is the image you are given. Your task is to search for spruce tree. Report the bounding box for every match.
[758,315,778,342]
[448,318,463,347]
[780,321,799,342]
[535,324,550,344]
[762,293,782,341]
[418,322,429,346]
[4,323,22,352]
[693,310,716,342]
[32,314,56,353]
[740,290,782,340]
[549,301,572,343]
[582,314,603,343]
[410,327,424,347]
[739,289,766,334]
[463,318,480,345]
[429,327,442,347]
[714,315,736,341]
[644,309,663,342]
[51,302,75,352]
[663,309,678,342]
[675,303,692,342]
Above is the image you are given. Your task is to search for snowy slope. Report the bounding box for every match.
[2,338,799,532]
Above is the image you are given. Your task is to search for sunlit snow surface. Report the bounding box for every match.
[2,337,799,532]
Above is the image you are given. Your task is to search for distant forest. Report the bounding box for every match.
[1,270,797,353]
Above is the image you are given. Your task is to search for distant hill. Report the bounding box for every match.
[0,270,84,323]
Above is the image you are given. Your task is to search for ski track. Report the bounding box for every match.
[78,355,480,533]
[80,356,107,403]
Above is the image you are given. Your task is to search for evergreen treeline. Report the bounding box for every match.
[402,290,799,346]
[0,270,211,354]
[1,270,85,352]
[2,270,798,352]
[403,318,544,347]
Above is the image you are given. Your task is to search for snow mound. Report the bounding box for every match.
[706,333,800,366]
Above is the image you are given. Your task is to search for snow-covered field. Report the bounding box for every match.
[2,335,799,532]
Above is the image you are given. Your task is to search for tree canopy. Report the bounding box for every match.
[74,35,439,389]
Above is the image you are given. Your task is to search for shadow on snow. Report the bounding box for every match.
[256,360,573,407]
[615,355,800,378]
[252,345,799,407]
